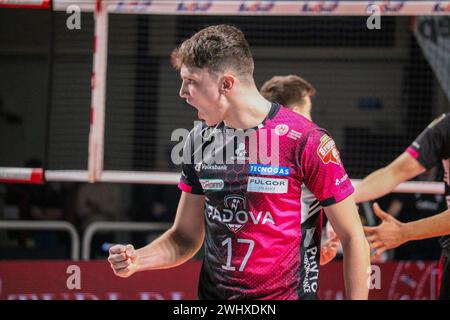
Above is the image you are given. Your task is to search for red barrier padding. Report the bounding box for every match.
[0,168,44,184]
[0,0,50,9]
[0,260,439,300]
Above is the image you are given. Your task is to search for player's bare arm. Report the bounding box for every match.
[108,192,205,278]
[324,195,370,299]
[354,152,426,203]
[365,203,450,257]
[320,221,339,266]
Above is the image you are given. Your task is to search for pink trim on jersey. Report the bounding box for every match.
[406,146,419,159]
[178,181,193,193]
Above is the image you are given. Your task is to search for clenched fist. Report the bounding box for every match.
[108,244,138,278]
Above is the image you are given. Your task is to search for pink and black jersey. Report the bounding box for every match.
[406,113,450,256]
[178,103,354,300]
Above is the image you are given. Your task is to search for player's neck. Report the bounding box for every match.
[291,105,312,121]
[222,87,272,130]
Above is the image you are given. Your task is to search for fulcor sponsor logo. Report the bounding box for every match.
[177,0,212,12]
[301,1,339,13]
[335,174,348,186]
[249,164,290,177]
[368,1,404,13]
[274,124,289,136]
[247,177,288,194]
[317,134,341,166]
[200,179,224,190]
[239,1,275,12]
[206,195,275,232]
[434,2,450,12]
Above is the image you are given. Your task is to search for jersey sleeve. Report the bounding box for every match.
[300,128,354,207]
[405,113,450,170]
[177,127,204,195]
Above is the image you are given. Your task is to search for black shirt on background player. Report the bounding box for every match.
[405,113,450,299]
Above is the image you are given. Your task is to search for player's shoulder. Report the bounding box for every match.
[427,113,450,130]
[273,105,319,133]
[417,113,450,142]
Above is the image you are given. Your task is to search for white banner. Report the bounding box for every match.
[51,1,450,16]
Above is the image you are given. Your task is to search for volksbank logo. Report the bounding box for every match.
[249,164,290,177]
[195,163,227,172]
[247,177,288,194]
[200,179,224,190]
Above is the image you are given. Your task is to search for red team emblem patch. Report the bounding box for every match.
[317,134,341,166]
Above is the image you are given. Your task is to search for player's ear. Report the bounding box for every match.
[219,74,235,94]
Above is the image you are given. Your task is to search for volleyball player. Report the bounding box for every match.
[355,113,450,299]
[108,25,369,300]
[260,75,340,299]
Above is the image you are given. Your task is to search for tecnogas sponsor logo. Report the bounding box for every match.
[247,177,288,194]
[249,164,290,177]
[368,1,405,13]
[200,179,224,191]
[177,0,212,12]
[317,134,341,166]
[239,1,275,12]
[205,194,275,232]
[301,0,339,13]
